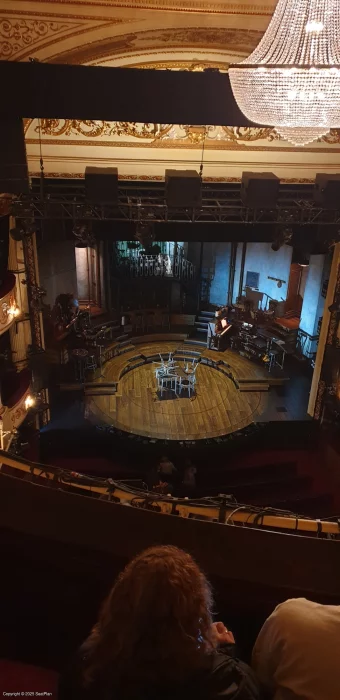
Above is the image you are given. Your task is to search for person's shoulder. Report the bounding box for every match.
[273,598,320,620]
[265,597,329,638]
[207,651,261,700]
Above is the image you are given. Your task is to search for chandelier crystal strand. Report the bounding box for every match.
[229,0,340,146]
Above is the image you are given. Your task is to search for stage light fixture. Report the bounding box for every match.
[292,248,310,266]
[73,223,95,248]
[328,298,340,313]
[10,227,24,241]
[271,226,293,252]
[135,222,155,249]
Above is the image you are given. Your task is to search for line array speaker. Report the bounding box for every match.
[241,172,279,208]
[314,174,340,209]
[165,170,202,208]
[85,167,118,203]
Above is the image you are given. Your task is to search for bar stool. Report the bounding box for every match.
[159,373,178,397]
[178,373,196,397]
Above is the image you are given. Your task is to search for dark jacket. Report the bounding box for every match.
[58,644,262,700]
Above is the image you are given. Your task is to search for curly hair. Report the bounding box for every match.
[82,545,215,696]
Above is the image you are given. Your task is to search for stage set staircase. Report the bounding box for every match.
[193,309,214,338]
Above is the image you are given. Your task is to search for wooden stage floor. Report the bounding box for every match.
[86,341,272,441]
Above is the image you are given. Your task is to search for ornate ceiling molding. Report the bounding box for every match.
[48,26,262,64]
[11,1,276,18]
[0,14,125,60]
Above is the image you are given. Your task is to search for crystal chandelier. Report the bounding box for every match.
[229,0,340,146]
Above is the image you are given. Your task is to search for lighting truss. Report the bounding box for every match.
[10,181,340,226]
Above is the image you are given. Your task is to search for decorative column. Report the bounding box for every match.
[309,243,340,420]
[11,219,50,426]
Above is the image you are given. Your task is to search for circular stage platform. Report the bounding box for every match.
[85,337,272,441]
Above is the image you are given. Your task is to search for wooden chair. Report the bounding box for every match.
[178,372,196,397]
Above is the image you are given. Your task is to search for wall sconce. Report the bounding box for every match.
[24,394,36,411]
[2,301,20,319]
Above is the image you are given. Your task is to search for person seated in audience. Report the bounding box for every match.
[157,455,177,484]
[153,479,173,495]
[58,545,262,700]
[252,597,340,700]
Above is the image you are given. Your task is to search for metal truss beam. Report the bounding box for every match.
[11,188,340,226]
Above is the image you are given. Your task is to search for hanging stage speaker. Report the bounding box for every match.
[241,172,279,208]
[165,170,202,208]
[85,167,118,203]
[314,174,340,209]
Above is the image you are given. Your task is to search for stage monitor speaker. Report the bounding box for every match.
[85,167,118,203]
[314,174,340,209]
[165,170,202,208]
[241,172,279,208]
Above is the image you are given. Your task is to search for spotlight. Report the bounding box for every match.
[292,248,310,266]
[271,227,293,252]
[135,222,155,249]
[10,220,35,241]
[10,227,24,241]
[73,223,95,248]
[328,298,340,313]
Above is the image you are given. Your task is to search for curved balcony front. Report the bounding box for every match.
[0,272,19,337]
[0,368,32,450]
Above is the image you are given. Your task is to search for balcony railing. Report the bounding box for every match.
[117,254,195,281]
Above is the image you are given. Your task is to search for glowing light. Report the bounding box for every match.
[25,395,35,410]
[229,0,340,146]
[8,305,20,317]
[305,20,324,33]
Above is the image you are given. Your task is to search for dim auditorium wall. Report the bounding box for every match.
[38,239,77,308]
[240,243,293,306]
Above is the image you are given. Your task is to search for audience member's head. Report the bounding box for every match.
[82,546,214,693]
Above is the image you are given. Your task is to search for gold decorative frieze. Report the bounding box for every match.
[133,60,230,71]
[35,119,172,139]
[50,26,262,64]
[32,119,340,147]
